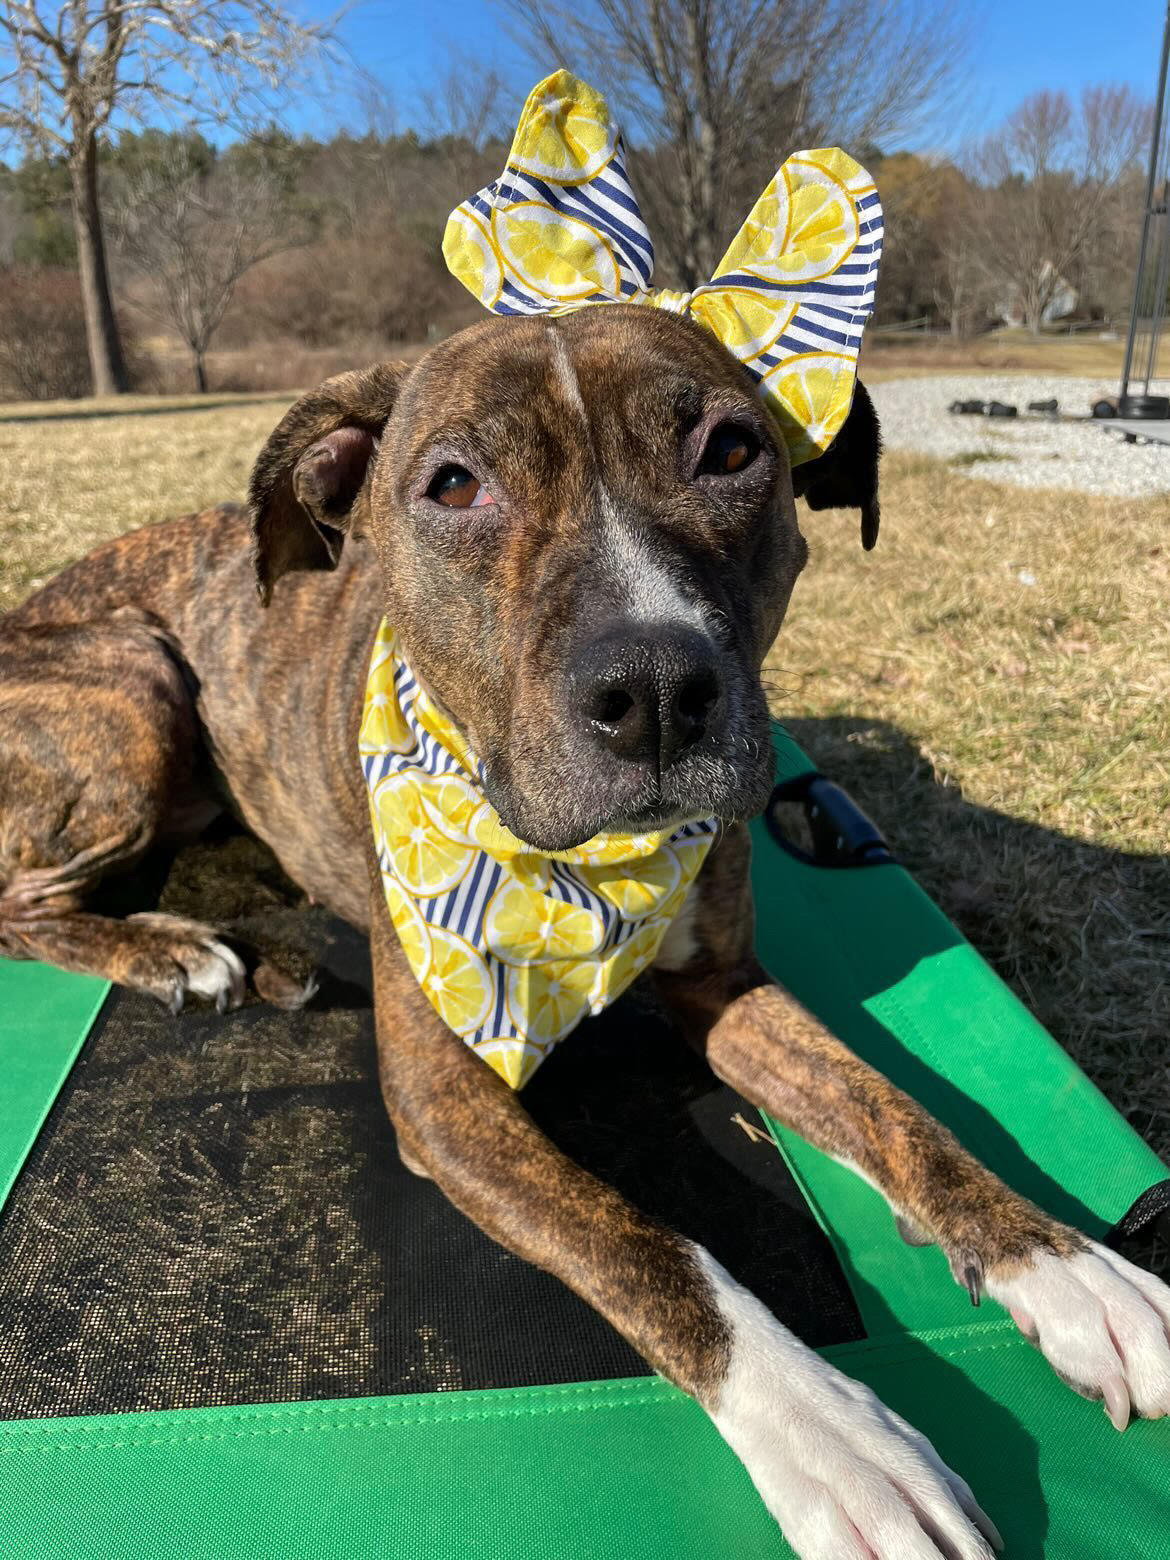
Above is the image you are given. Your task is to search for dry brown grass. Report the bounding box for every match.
[0,394,289,608]
[2,395,1167,1189]
[863,328,1170,383]
[773,453,1170,1179]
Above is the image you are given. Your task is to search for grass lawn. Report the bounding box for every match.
[2,381,1168,1202]
[862,327,1170,382]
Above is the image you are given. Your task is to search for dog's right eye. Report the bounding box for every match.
[426,465,494,508]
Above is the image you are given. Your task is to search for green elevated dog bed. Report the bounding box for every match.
[1,729,1167,1558]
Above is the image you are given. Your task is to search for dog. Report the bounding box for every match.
[3,306,1169,1560]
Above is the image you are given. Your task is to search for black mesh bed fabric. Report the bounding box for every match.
[0,832,863,1420]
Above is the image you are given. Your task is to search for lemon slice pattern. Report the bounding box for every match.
[761,352,859,469]
[484,880,604,964]
[442,70,882,466]
[371,771,474,898]
[381,874,431,989]
[592,919,674,1007]
[495,204,618,303]
[576,847,681,921]
[421,926,493,1037]
[440,208,503,311]
[509,75,616,184]
[506,958,600,1045]
[360,617,718,1090]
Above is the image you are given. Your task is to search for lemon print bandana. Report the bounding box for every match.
[361,620,717,1089]
[443,71,884,466]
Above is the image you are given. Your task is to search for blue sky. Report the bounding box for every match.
[298,0,1166,151]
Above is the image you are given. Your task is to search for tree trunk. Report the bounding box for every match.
[69,130,129,396]
[193,350,208,394]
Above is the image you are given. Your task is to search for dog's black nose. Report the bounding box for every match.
[573,623,722,772]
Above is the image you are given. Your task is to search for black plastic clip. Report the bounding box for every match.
[764,772,894,869]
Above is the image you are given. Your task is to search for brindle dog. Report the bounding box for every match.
[3,308,1169,1560]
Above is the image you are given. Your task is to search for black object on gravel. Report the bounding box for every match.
[1027,399,1059,414]
[949,399,986,415]
[1091,399,1118,418]
[1119,393,1170,420]
[987,401,1018,417]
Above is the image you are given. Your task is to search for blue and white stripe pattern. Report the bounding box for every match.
[465,140,655,314]
[702,187,884,368]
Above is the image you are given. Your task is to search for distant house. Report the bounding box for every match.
[998,261,1079,327]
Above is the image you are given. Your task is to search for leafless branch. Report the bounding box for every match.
[498,0,967,286]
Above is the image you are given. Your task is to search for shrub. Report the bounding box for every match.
[0,267,90,399]
[221,229,467,352]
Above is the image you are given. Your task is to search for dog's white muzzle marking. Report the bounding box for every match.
[598,490,713,638]
[693,1247,1000,1558]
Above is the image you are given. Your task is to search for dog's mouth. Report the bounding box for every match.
[480,709,775,854]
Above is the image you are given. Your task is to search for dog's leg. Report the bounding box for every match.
[655,873,1170,1439]
[0,616,244,1011]
[370,892,1000,1560]
[2,909,246,1014]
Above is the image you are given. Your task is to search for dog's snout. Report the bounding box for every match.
[574,624,722,773]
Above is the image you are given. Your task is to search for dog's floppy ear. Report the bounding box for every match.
[790,381,882,550]
[249,362,405,605]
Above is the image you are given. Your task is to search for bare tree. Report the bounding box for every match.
[423,64,509,218]
[500,0,966,287]
[113,138,305,392]
[971,87,1151,333]
[928,165,988,338]
[0,0,326,394]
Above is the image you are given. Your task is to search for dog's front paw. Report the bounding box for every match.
[986,1239,1170,1428]
[124,911,247,1013]
[718,1371,1001,1559]
[698,1253,1000,1559]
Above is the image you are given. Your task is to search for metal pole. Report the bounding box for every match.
[1121,0,1170,401]
[1141,187,1170,386]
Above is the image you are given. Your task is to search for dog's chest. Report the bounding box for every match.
[652,884,699,972]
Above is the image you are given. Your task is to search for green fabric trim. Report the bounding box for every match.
[750,730,1165,1338]
[3,1332,1170,1558]
[0,960,109,1209]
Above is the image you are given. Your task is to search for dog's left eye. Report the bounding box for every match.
[696,424,759,477]
[426,465,495,508]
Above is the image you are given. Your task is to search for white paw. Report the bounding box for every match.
[182,937,247,1012]
[696,1249,1001,1559]
[986,1240,1170,1427]
[127,912,247,1013]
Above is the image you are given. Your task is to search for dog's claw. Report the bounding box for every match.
[1103,1373,1131,1431]
[948,1248,985,1307]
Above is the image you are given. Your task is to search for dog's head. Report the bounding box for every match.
[249,307,880,851]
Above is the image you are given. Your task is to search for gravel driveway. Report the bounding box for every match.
[868,375,1170,497]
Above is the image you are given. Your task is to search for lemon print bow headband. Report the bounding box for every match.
[443,71,884,466]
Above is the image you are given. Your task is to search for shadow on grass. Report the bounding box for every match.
[778,713,1170,1261]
